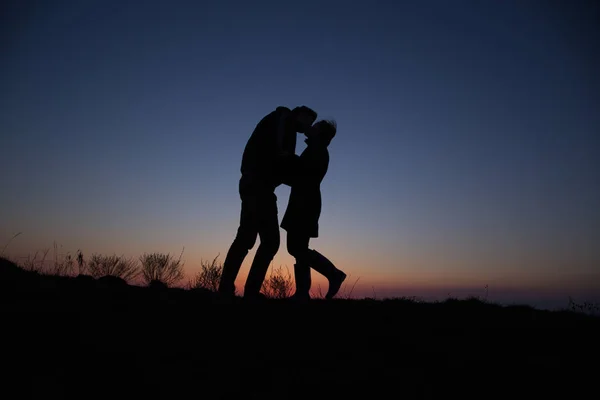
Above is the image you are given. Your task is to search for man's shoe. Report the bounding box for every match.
[288,292,311,303]
[243,292,268,302]
[215,290,237,303]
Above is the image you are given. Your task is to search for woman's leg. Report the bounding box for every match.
[306,250,347,299]
[286,231,312,298]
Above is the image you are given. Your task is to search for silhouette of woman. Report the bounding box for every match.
[281,120,346,300]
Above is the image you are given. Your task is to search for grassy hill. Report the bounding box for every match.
[1,256,598,399]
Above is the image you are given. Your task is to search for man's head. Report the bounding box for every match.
[307,119,337,146]
[290,106,317,133]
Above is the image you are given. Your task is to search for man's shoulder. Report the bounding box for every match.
[275,106,291,113]
[255,107,286,127]
[261,107,290,124]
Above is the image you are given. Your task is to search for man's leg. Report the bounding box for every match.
[287,231,311,299]
[218,196,259,296]
[243,193,280,298]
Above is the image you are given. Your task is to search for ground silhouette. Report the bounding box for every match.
[1,256,598,399]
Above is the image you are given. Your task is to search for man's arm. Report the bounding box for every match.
[275,107,291,157]
[281,153,301,187]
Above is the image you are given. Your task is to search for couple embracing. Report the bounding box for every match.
[218,105,346,301]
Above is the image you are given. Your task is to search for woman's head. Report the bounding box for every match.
[307,119,337,146]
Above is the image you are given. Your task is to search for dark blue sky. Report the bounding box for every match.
[2,0,599,308]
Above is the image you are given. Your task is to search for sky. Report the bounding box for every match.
[1,0,599,310]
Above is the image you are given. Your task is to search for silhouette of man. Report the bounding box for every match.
[282,120,346,300]
[218,106,318,299]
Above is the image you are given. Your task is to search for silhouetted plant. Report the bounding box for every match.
[148,279,168,290]
[1,232,21,257]
[568,297,600,315]
[76,249,87,275]
[50,252,75,276]
[188,254,222,292]
[395,295,423,303]
[262,265,294,299]
[139,249,185,287]
[88,253,140,282]
[336,275,360,300]
[21,249,50,273]
[49,242,75,276]
[311,284,324,299]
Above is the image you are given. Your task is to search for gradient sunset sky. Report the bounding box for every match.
[2,0,599,309]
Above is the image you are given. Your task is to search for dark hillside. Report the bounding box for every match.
[1,257,597,399]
